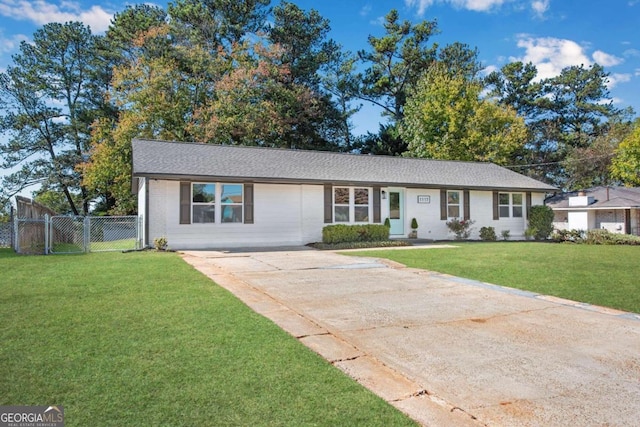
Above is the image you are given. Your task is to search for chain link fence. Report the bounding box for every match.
[13,215,141,254]
[49,216,85,254]
[0,222,13,248]
[88,216,139,252]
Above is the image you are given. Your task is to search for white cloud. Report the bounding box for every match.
[607,73,632,89]
[359,4,372,16]
[636,68,640,76]
[405,0,507,14]
[0,32,29,53]
[511,36,591,80]
[592,50,623,67]
[0,1,114,33]
[369,16,386,27]
[405,0,435,15]
[453,0,507,12]
[531,0,549,16]
[623,48,640,58]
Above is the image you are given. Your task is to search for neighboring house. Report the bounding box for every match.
[546,186,640,235]
[132,139,556,249]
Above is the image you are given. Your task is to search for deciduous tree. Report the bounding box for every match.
[611,119,640,186]
[401,65,526,164]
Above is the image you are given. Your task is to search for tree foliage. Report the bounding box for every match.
[357,9,439,122]
[0,22,103,215]
[401,65,527,164]
[487,62,625,187]
[2,3,639,216]
[611,119,640,186]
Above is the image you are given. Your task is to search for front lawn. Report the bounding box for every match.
[346,242,640,314]
[0,249,416,426]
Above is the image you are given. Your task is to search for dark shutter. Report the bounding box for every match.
[525,192,532,217]
[324,184,332,223]
[244,183,254,224]
[373,186,381,223]
[625,209,631,234]
[463,190,470,220]
[440,189,447,220]
[179,182,191,224]
[492,191,499,220]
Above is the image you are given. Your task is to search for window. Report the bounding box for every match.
[354,188,369,222]
[188,182,244,224]
[192,183,215,223]
[447,191,460,218]
[512,194,523,218]
[499,193,523,218]
[334,187,350,222]
[221,184,243,223]
[334,187,370,223]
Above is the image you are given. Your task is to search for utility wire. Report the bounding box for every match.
[502,152,614,169]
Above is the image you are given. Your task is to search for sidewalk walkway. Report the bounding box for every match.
[181,247,640,427]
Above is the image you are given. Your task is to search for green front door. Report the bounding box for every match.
[389,189,404,235]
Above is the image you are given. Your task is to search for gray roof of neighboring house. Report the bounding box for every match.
[545,186,640,209]
[131,139,557,192]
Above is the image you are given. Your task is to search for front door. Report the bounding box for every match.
[388,189,404,235]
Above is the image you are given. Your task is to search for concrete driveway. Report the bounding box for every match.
[181,246,640,427]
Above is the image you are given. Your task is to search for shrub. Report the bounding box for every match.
[584,229,640,245]
[153,236,168,251]
[501,230,510,241]
[479,226,497,241]
[527,205,554,240]
[383,218,391,228]
[410,218,418,229]
[322,224,389,244]
[445,218,475,240]
[552,229,585,243]
[524,227,536,240]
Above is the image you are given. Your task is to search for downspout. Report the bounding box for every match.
[145,177,150,248]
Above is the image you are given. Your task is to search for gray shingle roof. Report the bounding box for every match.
[132,139,557,191]
[546,186,640,209]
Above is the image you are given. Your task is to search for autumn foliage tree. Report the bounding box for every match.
[401,65,527,164]
[611,119,640,186]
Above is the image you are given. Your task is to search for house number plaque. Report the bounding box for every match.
[417,195,430,204]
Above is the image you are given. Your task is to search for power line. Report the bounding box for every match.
[502,152,614,169]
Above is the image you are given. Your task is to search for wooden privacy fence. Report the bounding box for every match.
[14,196,57,255]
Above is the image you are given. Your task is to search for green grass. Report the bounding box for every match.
[0,249,416,426]
[49,238,138,253]
[346,242,640,314]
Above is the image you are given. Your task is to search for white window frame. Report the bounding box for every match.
[333,187,371,223]
[447,190,461,219]
[192,183,216,224]
[499,192,523,218]
[220,183,244,223]
[191,182,244,224]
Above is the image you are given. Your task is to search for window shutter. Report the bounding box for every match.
[625,209,631,234]
[525,192,532,218]
[179,182,191,224]
[440,189,447,220]
[244,183,254,224]
[324,184,332,223]
[373,187,381,223]
[463,190,470,220]
[492,191,499,220]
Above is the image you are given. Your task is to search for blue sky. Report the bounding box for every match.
[0,0,639,136]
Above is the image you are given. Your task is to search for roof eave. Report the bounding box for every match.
[132,172,555,192]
